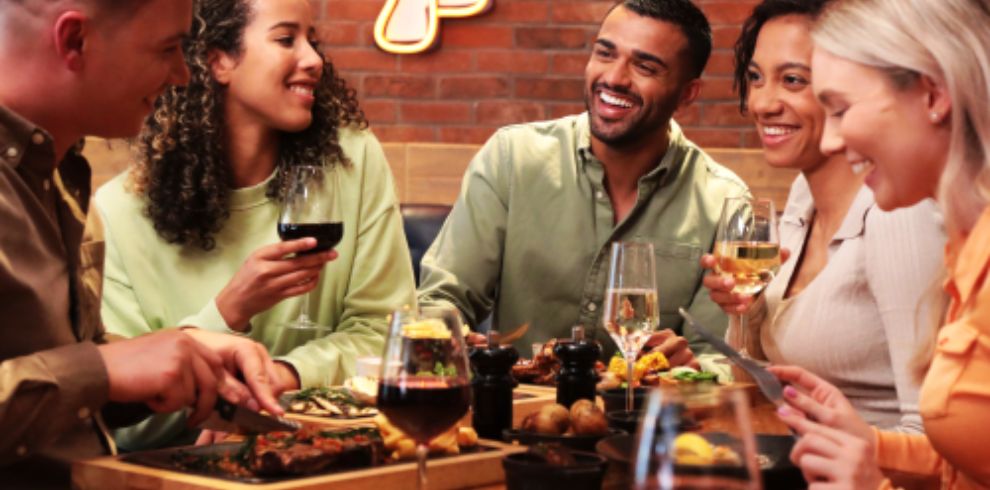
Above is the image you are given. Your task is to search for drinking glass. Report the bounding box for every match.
[277,164,342,331]
[712,197,780,357]
[377,305,472,490]
[632,385,761,490]
[602,241,659,412]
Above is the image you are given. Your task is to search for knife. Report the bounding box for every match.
[199,398,301,434]
[677,308,787,410]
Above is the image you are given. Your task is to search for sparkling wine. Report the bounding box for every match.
[714,241,781,296]
[604,288,659,355]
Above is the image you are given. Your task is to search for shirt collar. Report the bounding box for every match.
[229,170,277,210]
[945,206,990,305]
[0,104,56,174]
[576,112,684,186]
[832,181,874,240]
[780,174,814,227]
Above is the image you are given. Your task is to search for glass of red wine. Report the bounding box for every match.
[277,164,342,331]
[377,305,472,490]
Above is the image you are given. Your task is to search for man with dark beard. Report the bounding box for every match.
[418,0,746,360]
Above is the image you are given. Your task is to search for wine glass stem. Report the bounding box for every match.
[298,291,311,324]
[626,356,635,412]
[738,313,748,358]
[416,443,428,490]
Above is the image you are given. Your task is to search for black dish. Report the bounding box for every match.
[605,409,701,435]
[503,427,625,453]
[598,387,648,413]
[596,433,807,489]
[502,450,608,490]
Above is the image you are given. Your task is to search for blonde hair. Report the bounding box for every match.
[813,0,990,236]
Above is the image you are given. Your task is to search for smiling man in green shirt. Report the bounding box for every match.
[418,0,747,360]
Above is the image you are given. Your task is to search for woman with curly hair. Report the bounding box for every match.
[94,0,415,450]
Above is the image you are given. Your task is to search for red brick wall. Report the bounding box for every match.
[319,0,761,147]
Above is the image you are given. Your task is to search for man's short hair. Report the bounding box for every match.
[91,0,151,20]
[620,0,712,79]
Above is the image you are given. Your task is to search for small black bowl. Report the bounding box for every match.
[502,450,608,490]
[605,409,700,435]
[503,428,624,453]
[598,387,647,414]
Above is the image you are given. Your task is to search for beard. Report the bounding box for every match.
[584,83,673,149]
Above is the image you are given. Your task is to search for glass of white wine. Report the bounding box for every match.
[602,241,659,412]
[712,197,780,357]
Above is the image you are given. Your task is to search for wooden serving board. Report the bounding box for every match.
[72,439,525,490]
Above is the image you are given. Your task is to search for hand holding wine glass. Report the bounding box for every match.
[278,164,343,331]
[711,197,781,357]
[603,241,659,412]
[377,305,472,490]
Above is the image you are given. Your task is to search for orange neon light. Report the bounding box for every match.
[374,0,494,54]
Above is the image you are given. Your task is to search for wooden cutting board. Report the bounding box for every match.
[72,439,525,490]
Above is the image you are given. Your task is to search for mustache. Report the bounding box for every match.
[592,82,642,105]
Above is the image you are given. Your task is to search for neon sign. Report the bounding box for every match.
[374,0,494,54]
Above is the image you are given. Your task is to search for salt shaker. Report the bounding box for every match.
[554,326,601,408]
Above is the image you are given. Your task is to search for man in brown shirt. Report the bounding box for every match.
[0,0,287,484]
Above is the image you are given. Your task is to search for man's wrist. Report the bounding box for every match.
[274,361,301,391]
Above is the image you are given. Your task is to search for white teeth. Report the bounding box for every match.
[851,160,874,175]
[289,85,314,96]
[763,126,796,136]
[600,92,633,108]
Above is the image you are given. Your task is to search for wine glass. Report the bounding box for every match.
[277,164,342,331]
[602,241,659,412]
[632,385,761,490]
[712,197,780,357]
[377,305,472,490]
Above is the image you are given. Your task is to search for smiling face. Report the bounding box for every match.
[811,48,949,210]
[81,0,192,138]
[212,0,323,133]
[746,15,827,170]
[584,6,699,148]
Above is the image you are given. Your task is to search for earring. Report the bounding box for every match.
[930,111,941,123]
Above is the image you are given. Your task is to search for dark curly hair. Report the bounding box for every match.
[732,0,832,113]
[133,0,367,251]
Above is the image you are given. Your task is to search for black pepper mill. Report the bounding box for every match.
[554,326,601,408]
[469,332,519,440]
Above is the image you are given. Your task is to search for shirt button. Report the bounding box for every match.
[15,445,27,457]
[31,132,45,145]
[595,190,604,200]
[5,146,18,158]
[78,407,91,419]
[42,179,51,191]
[587,302,597,312]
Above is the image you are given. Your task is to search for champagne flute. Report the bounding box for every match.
[633,385,761,490]
[602,241,659,412]
[277,164,342,331]
[377,305,472,490]
[712,197,780,357]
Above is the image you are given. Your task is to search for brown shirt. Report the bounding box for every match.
[0,105,112,477]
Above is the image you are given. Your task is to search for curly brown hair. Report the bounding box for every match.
[133,0,367,251]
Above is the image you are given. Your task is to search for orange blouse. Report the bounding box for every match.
[874,206,990,490]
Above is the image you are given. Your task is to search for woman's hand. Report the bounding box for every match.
[699,248,790,315]
[769,365,874,442]
[778,407,886,489]
[216,238,337,331]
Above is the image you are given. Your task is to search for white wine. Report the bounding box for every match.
[604,288,659,355]
[714,241,781,296]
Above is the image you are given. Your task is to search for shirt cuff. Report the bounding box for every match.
[177,299,249,335]
[37,341,110,422]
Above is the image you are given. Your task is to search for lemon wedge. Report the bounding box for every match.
[402,319,451,339]
[673,433,714,465]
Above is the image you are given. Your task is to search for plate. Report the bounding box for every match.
[502,428,625,453]
[595,433,806,489]
[279,388,378,419]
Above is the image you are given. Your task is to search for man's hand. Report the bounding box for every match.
[642,329,697,368]
[179,329,285,417]
[97,329,251,427]
[216,238,337,331]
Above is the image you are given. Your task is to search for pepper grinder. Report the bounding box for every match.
[554,325,601,408]
[469,331,519,440]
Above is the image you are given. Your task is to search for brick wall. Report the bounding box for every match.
[318,0,761,147]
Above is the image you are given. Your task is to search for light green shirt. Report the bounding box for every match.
[96,127,415,450]
[418,113,747,355]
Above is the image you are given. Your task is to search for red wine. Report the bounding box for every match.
[277,222,343,254]
[377,381,470,443]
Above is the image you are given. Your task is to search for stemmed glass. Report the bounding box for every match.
[633,386,761,489]
[377,305,472,490]
[602,241,659,412]
[712,197,780,357]
[277,164,342,331]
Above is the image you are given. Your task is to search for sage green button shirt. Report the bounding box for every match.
[418,113,747,355]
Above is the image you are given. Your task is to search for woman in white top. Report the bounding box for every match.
[700,0,945,433]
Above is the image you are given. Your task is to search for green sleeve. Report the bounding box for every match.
[98,202,160,337]
[279,133,416,387]
[417,131,509,330]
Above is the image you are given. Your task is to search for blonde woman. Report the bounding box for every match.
[770,0,990,488]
